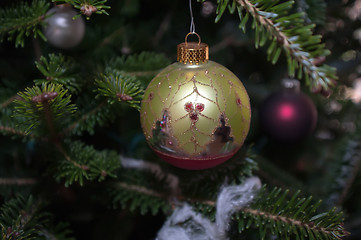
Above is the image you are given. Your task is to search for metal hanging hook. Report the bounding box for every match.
[185,32,201,46]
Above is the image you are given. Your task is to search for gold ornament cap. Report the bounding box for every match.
[177,32,209,65]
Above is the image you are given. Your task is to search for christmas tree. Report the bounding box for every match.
[0,0,359,239]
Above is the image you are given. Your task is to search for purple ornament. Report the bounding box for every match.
[259,79,317,142]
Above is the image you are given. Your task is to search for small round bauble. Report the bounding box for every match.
[259,79,317,142]
[140,33,251,170]
[44,5,85,49]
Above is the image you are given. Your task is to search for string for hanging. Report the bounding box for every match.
[189,0,196,33]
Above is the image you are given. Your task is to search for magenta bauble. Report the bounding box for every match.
[259,89,317,142]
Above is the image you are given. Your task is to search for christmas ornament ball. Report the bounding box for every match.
[140,34,251,170]
[44,5,85,49]
[259,80,317,142]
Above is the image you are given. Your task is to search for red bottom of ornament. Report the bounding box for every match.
[152,147,239,170]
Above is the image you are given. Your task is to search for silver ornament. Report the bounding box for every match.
[44,5,85,49]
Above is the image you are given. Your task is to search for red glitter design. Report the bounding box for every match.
[189,112,198,122]
[236,97,242,106]
[184,102,205,122]
[184,102,194,112]
[195,103,205,112]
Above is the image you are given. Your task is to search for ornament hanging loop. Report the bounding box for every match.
[177,32,208,65]
[185,32,201,46]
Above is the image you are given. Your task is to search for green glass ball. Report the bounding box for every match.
[140,60,251,170]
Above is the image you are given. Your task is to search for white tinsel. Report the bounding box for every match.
[156,177,262,240]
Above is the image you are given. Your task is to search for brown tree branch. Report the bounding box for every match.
[1,95,21,109]
[0,178,36,185]
[60,100,106,136]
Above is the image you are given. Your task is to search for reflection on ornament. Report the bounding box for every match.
[279,103,295,120]
[140,33,251,170]
[44,5,85,49]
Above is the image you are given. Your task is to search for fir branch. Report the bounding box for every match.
[0,0,49,47]
[0,178,36,186]
[215,0,337,91]
[210,35,252,54]
[105,52,171,73]
[60,100,107,136]
[107,154,347,239]
[109,174,348,239]
[324,139,361,208]
[0,126,33,138]
[95,71,144,111]
[1,95,21,109]
[111,181,171,215]
[103,52,171,84]
[55,140,120,186]
[0,196,74,240]
[125,70,162,77]
[336,141,361,205]
[13,83,76,135]
[97,26,124,48]
[237,187,349,239]
[34,54,81,93]
[297,0,327,25]
[52,0,110,19]
[0,103,40,139]
[240,207,345,238]
[109,163,176,215]
[116,182,167,199]
[0,195,48,240]
[151,4,177,46]
[38,222,75,240]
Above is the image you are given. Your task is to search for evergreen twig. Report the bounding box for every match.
[111,177,348,239]
[1,95,21,109]
[13,83,76,134]
[214,0,337,91]
[34,54,81,93]
[0,178,37,186]
[60,100,107,136]
[324,139,361,207]
[55,140,120,186]
[52,0,110,19]
[95,71,144,111]
[0,0,49,47]
[0,195,74,239]
[0,126,33,138]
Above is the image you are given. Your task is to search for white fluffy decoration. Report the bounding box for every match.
[156,177,262,240]
[157,204,218,240]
